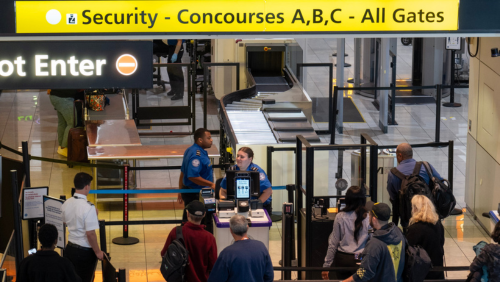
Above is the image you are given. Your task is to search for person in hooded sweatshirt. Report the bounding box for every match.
[467,220,500,282]
[342,202,405,282]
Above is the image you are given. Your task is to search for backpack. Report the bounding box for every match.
[391,162,434,227]
[160,227,189,282]
[401,236,433,282]
[422,162,456,219]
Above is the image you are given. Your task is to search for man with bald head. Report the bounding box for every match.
[387,143,443,227]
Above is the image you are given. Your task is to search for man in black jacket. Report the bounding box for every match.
[342,202,405,282]
[18,224,81,282]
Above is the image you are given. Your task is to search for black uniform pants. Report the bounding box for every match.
[167,45,185,95]
[390,198,400,226]
[181,190,199,223]
[64,242,98,282]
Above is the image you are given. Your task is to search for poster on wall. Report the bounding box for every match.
[22,187,48,220]
[43,196,65,249]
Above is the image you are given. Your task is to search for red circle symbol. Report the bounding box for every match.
[116,54,138,76]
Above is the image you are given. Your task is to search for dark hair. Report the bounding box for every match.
[492,221,500,243]
[341,186,367,242]
[74,172,93,190]
[38,224,58,248]
[238,147,254,159]
[194,128,208,143]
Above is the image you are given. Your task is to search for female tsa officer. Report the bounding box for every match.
[220,147,273,215]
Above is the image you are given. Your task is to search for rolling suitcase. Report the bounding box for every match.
[67,99,88,167]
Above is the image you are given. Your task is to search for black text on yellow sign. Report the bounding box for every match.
[16,0,459,33]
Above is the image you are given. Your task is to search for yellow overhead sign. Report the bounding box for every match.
[16,0,459,34]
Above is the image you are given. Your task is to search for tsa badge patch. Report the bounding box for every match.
[259,172,266,181]
[192,159,200,167]
[356,268,366,279]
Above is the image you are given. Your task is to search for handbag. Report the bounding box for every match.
[85,90,107,111]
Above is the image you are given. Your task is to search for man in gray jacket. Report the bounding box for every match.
[342,202,405,282]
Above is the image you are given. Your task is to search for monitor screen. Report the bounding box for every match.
[236,178,250,199]
[225,170,260,199]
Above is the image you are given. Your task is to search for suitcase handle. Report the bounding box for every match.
[74,99,84,128]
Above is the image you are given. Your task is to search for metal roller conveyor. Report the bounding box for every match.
[219,41,320,148]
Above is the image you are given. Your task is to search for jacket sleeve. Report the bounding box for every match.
[264,252,275,282]
[207,254,228,282]
[353,246,381,282]
[323,217,343,267]
[386,172,398,201]
[405,226,420,247]
[160,227,177,257]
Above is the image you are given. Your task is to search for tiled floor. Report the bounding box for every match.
[0,38,485,281]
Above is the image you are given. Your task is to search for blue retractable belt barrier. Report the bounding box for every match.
[89,186,287,194]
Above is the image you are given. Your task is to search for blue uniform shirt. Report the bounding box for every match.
[387,158,443,201]
[181,143,213,189]
[220,163,272,205]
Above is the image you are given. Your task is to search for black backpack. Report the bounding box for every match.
[401,235,433,282]
[422,162,456,219]
[391,162,434,227]
[160,227,189,282]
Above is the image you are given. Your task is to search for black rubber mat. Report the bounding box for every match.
[312,97,365,123]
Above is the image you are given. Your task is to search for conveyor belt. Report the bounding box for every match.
[220,65,319,145]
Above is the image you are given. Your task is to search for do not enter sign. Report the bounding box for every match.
[116,54,138,76]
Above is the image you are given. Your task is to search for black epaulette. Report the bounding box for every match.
[196,150,201,156]
[87,201,94,206]
[251,166,258,171]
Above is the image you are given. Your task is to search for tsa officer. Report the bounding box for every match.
[167,39,185,100]
[62,172,104,282]
[220,147,273,216]
[179,128,215,222]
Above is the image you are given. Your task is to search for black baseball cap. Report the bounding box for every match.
[366,201,391,221]
[186,200,206,216]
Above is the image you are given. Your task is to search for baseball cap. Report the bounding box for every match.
[186,200,206,216]
[366,201,391,221]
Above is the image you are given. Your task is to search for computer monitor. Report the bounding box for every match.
[225,170,260,199]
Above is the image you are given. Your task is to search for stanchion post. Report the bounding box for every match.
[331,86,339,145]
[448,140,454,191]
[99,220,107,255]
[22,140,38,250]
[369,145,378,202]
[112,165,139,245]
[443,50,462,108]
[11,170,24,272]
[435,84,442,143]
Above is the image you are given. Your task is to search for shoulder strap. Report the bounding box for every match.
[422,161,434,179]
[176,226,185,246]
[390,168,407,181]
[413,161,423,175]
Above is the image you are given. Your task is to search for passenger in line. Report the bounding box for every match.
[322,186,371,280]
[47,89,83,157]
[208,215,274,282]
[161,200,217,282]
[406,195,445,280]
[220,147,273,216]
[342,202,405,282]
[467,221,500,282]
[18,224,81,282]
[179,128,216,223]
[387,142,443,227]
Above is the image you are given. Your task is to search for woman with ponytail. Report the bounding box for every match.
[322,186,371,280]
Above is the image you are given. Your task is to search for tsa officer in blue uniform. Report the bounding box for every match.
[179,128,215,222]
[220,147,273,216]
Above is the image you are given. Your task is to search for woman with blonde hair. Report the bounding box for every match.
[406,195,445,279]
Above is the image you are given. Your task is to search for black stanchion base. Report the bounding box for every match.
[112,237,140,245]
[443,102,462,108]
[271,212,283,222]
[335,63,352,67]
[450,208,463,216]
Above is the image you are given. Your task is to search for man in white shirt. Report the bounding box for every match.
[62,172,103,282]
